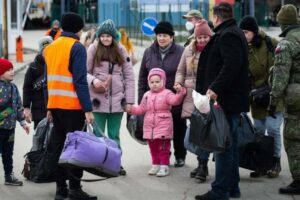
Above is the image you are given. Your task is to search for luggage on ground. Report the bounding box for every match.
[239,135,274,173]
[126,114,147,145]
[58,123,121,178]
[22,119,56,182]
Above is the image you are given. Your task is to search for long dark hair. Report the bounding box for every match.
[94,39,124,65]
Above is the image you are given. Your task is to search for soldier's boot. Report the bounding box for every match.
[190,166,200,178]
[190,160,202,178]
[267,157,281,178]
[195,160,208,183]
[279,180,300,194]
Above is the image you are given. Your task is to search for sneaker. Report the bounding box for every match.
[174,159,185,167]
[68,188,97,200]
[4,173,23,186]
[119,166,126,176]
[55,187,69,200]
[148,165,160,175]
[156,165,169,177]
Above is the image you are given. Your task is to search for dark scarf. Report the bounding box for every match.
[159,42,172,60]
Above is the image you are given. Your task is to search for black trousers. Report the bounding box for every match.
[172,113,187,160]
[49,109,85,189]
[0,128,14,176]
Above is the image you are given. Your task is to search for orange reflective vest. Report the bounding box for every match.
[44,37,82,110]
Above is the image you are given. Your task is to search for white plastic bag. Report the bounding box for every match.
[192,90,210,114]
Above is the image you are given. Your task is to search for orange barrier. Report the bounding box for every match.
[16,36,23,62]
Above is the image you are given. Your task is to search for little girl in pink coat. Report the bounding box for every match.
[127,68,186,177]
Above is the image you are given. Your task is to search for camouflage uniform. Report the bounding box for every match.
[270,25,300,180]
[184,34,194,47]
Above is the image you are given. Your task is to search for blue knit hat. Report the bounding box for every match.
[96,19,117,39]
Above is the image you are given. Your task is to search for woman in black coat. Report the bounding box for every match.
[23,36,53,129]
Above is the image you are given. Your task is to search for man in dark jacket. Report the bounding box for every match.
[195,3,249,200]
[44,13,96,200]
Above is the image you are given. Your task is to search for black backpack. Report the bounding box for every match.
[22,118,56,183]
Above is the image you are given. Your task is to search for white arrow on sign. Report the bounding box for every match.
[143,22,155,31]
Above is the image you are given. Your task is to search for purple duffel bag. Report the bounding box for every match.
[58,130,121,178]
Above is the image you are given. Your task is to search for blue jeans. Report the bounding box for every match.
[210,113,240,199]
[197,150,210,161]
[253,112,283,158]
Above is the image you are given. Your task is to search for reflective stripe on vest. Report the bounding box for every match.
[44,37,82,110]
[48,90,77,98]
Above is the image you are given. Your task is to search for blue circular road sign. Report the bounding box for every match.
[141,17,158,37]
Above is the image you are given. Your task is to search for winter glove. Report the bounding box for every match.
[267,105,277,119]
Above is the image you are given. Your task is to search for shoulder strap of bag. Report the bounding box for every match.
[264,35,275,85]
[67,170,109,182]
[265,36,275,55]
[109,62,114,74]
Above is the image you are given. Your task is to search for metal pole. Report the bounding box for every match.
[21,0,31,29]
[249,0,255,17]
[61,0,65,16]
[3,0,8,59]
[17,0,21,35]
[281,0,284,6]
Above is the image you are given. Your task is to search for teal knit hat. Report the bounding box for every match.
[96,19,117,39]
[116,31,121,42]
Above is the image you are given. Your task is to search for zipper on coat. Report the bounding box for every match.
[109,79,112,113]
[151,95,156,141]
[109,63,113,113]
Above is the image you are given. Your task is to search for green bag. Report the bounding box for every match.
[0,107,13,121]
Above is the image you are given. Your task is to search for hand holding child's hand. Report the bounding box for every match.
[174,83,182,93]
[24,108,32,123]
[23,125,30,134]
[125,104,132,113]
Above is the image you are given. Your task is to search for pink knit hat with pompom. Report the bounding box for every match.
[194,20,212,37]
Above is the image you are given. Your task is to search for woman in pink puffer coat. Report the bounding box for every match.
[127,68,186,177]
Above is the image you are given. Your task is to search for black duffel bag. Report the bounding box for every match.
[23,148,57,183]
[239,135,274,173]
[237,113,256,147]
[250,85,271,107]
